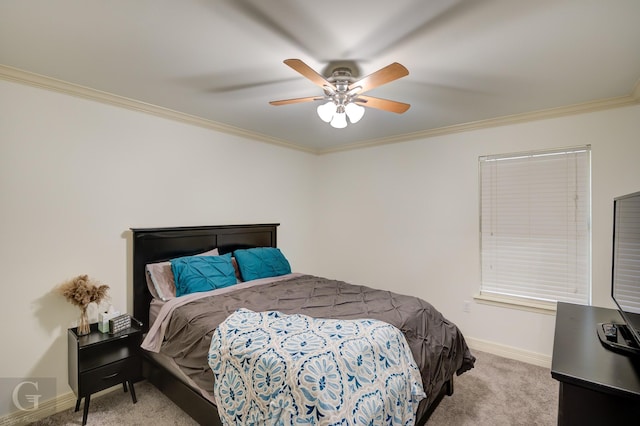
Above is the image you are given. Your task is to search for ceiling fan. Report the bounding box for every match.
[269,59,410,129]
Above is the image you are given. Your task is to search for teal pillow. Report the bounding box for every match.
[171,253,237,297]
[233,247,291,281]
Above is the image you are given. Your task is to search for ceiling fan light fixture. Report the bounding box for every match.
[330,108,347,129]
[317,101,335,123]
[345,102,365,124]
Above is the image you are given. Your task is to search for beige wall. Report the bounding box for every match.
[2,75,639,416]
[0,79,317,416]
[314,103,640,362]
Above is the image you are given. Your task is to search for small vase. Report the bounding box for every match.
[77,307,90,336]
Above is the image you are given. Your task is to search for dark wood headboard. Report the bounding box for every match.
[130,223,279,329]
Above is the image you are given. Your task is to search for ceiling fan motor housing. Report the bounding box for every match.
[326,68,359,105]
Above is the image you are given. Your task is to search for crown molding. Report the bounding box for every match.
[0,64,315,154]
[318,91,640,154]
[2,64,638,157]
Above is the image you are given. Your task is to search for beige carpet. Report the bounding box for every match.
[428,351,557,425]
[32,350,557,425]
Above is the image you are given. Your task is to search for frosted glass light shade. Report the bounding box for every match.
[317,101,335,123]
[330,112,347,128]
[345,102,365,123]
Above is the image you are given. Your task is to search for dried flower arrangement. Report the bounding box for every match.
[56,274,109,335]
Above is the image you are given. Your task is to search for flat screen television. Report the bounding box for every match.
[597,190,640,355]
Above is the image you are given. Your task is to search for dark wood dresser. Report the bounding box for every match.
[551,302,640,425]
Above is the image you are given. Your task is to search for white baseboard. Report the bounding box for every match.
[0,387,119,426]
[0,391,75,426]
[465,336,552,368]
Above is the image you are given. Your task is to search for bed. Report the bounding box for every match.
[131,223,475,425]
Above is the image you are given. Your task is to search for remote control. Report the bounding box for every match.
[603,323,617,341]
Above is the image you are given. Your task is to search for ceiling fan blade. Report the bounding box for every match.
[283,59,335,90]
[269,96,321,106]
[349,62,409,93]
[355,95,410,114]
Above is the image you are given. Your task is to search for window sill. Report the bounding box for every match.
[474,293,557,315]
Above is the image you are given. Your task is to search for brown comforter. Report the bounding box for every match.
[159,274,475,417]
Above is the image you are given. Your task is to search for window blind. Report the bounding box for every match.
[479,146,591,305]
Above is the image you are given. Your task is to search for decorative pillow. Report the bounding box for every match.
[171,253,237,297]
[145,248,218,300]
[231,257,243,282]
[145,264,173,300]
[233,247,291,281]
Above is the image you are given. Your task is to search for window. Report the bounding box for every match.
[479,146,591,306]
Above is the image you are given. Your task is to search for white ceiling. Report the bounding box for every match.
[1,0,639,153]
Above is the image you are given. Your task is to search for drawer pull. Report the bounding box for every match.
[102,372,119,380]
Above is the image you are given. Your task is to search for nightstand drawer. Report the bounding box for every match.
[80,357,138,395]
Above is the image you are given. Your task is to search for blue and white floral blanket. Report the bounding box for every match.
[208,308,426,425]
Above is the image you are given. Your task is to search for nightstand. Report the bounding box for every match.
[68,323,142,425]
